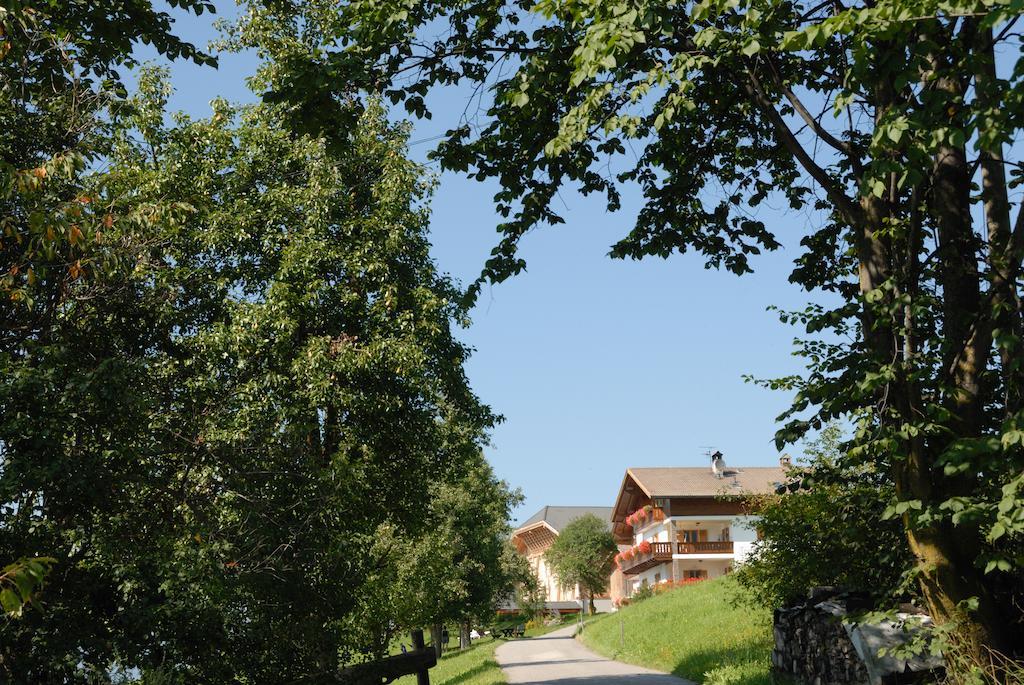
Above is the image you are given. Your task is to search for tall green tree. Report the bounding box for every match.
[261,0,1024,659]
[0,0,215,621]
[544,513,617,614]
[0,64,496,680]
[2,2,511,681]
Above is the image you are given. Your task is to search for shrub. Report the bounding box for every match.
[734,425,913,609]
[630,584,654,603]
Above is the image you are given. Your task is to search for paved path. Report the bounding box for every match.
[495,625,695,685]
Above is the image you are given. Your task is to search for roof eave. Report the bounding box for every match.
[510,520,559,539]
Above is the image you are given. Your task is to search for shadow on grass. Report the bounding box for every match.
[441,660,503,685]
[667,646,774,685]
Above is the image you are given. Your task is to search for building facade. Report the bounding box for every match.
[610,458,787,594]
[510,505,626,612]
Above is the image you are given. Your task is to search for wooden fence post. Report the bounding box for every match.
[411,629,430,685]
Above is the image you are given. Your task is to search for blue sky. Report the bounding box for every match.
[139,2,826,523]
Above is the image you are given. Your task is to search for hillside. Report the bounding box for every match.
[579,578,773,685]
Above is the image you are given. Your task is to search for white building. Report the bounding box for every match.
[510,505,627,611]
[609,456,788,592]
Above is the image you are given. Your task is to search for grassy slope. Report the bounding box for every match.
[579,578,773,685]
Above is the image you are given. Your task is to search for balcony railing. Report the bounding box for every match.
[619,541,736,575]
[619,542,673,575]
[676,541,733,554]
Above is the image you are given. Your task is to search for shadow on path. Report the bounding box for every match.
[495,626,696,685]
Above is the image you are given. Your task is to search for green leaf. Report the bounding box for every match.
[0,588,21,615]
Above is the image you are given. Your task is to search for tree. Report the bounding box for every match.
[261,0,1024,660]
[514,561,548,624]
[380,456,523,657]
[544,514,617,614]
[0,65,496,680]
[734,424,913,609]
[2,2,512,680]
[0,0,215,626]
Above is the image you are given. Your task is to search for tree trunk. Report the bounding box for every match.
[914,37,1015,654]
[905,522,1010,648]
[588,591,595,615]
[459,621,471,650]
[430,623,443,659]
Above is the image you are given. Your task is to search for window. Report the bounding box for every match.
[721,527,731,541]
[654,573,661,584]
[682,569,708,580]
[677,529,708,543]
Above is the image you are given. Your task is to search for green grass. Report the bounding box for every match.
[578,578,774,685]
[394,636,506,685]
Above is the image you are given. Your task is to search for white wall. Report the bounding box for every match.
[730,515,759,564]
[629,562,673,590]
[531,554,579,602]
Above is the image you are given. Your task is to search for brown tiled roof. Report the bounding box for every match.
[625,466,786,497]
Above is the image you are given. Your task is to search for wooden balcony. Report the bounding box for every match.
[620,542,673,575]
[620,541,736,575]
[676,541,734,554]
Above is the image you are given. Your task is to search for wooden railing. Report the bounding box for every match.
[620,541,735,575]
[676,541,734,554]
[619,542,673,575]
[650,542,673,556]
[337,629,435,685]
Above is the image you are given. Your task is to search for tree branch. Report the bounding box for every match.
[763,58,862,169]
[744,63,862,225]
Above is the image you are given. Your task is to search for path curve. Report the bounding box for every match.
[495,625,696,685]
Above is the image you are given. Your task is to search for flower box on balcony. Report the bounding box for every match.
[626,505,666,528]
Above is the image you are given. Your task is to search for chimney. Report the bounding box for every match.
[710,451,725,478]
[779,454,792,469]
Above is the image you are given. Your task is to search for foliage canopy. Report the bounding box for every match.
[265,0,1024,657]
[1,16,504,679]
